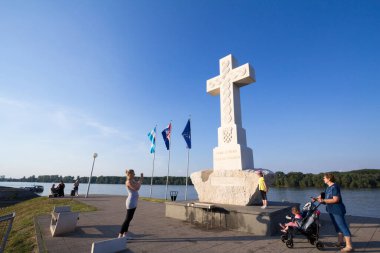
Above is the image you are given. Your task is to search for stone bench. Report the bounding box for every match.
[191,202,216,209]
[50,206,79,237]
[0,212,15,253]
[51,205,72,224]
[52,205,71,212]
[91,237,128,253]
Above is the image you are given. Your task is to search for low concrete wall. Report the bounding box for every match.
[165,201,299,236]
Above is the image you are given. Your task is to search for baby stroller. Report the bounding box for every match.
[280,200,324,250]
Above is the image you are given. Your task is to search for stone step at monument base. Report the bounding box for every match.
[165,201,299,236]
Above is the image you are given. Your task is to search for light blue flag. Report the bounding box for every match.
[148,127,156,153]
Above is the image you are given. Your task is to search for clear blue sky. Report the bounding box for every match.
[1,1,379,178]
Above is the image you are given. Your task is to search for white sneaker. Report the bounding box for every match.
[261,206,267,209]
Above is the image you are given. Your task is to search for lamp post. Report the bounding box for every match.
[85,153,98,198]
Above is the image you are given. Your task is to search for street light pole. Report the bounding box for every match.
[85,153,98,198]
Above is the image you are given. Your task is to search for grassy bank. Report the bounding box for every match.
[0,197,96,252]
[140,197,166,203]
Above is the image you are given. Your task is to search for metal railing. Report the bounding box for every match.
[0,212,16,253]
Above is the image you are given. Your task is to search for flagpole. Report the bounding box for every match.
[165,148,171,200]
[149,125,157,198]
[185,116,191,201]
[165,121,172,200]
[185,148,190,200]
[150,151,155,198]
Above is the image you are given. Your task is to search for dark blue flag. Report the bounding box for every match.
[181,119,191,149]
[161,123,172,150]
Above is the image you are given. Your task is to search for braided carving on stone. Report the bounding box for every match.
[222,81,232,123]
[223,127,233,143]
[207,78,218,90]
[221,58,233,124]
[221,58,230,78]
[208,58,250,126]
[232,67,247,81]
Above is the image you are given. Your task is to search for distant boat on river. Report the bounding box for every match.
[20,185,44,193]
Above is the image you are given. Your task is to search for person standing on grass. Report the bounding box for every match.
[257,170,268,209]
[73,179,80,196]
[318,173,353,252]
[118,169,143,238]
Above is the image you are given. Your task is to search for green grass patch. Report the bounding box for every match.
[0,197,96,253]
[140,197,166,203]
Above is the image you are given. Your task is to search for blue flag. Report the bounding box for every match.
[147,127,156,153]
[182,119,191,149]
[161,123,172,150]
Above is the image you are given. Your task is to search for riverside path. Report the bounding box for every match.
[35,195,380,253]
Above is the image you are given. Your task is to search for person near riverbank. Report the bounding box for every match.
[57,180,65,197]
[118,169,143,238]
[257,170,268,209]
[50,184,58,197]
[73,179,80,196]
[318,173,353,252]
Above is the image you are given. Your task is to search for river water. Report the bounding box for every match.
[1,181,379,218]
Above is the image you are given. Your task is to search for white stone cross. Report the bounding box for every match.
[207,54,256,170]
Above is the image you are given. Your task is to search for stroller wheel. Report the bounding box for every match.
[286,240,294,248]
[281,234,287,243]
[315,241,324,250]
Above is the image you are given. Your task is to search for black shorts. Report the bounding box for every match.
[260,190,267,200]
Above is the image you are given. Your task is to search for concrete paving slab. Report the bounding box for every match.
[36,195,380,253]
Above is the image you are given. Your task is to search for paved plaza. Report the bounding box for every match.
[36,195,380,253]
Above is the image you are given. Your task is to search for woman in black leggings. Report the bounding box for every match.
[119,169,143,238]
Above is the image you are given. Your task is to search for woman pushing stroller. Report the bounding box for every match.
[280,172,354,252]
[317,173,354,252]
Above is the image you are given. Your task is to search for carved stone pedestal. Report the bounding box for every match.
[190,169,274,206]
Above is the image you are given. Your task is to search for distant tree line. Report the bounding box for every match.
[0,174,193,185]
[274,169,380,188]
[1,169,379,188]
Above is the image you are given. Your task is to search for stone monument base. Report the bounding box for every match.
[165,201,299,236]
[190,169,274,206]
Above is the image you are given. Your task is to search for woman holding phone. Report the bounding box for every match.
[118,169,144,238]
